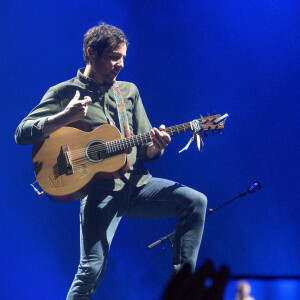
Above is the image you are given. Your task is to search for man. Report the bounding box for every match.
[15,23,207,299]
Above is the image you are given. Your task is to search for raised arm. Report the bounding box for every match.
[15,89,91,145]
[43,90,91,137]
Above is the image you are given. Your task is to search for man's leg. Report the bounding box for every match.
[67,188,128,299]
[124,177,207,273]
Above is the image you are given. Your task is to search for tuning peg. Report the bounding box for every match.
[207,113,210,116]
[218,130,222,135]
[211,131,215,136]
[204,132,208,137]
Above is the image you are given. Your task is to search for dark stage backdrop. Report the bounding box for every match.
[1,1,299,299]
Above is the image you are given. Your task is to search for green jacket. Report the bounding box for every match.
[15,68,163,191]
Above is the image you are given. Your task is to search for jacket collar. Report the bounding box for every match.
[77,68,112,93]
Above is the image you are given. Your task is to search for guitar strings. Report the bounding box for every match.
[68,123,194,166]
[70,124,194,166]
[69,131,151,156]
[70,133,152,165]
[70,123,192,157]
[70,133,151,161]
[70,131,153,165]
[52,119,220,175]
[70,124,187,159]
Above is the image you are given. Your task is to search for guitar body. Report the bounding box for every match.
[32,124,128,203]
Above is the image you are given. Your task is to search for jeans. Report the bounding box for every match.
[66,177,207,299]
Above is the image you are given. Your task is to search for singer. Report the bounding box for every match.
[15,23,207,299]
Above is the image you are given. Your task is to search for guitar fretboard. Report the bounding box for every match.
[106,122,193,154]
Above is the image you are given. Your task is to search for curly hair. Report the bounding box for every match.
[83,22,128,64]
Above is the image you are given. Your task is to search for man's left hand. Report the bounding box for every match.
[147,125,171,159]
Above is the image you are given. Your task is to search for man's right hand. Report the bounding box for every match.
[43,90,92,138]
[63,90,92,123]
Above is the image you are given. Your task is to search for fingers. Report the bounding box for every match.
[71,92,92,107]
[150,126,171,150]
[73,90,80,101]
[150,130,164,149]
[64,91,92,123]
[82,96,92,105]
[151,128,170,148]
[72,91,92,104]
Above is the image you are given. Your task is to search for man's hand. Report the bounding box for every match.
[43,90,92,138]
[63,90,92,124]
[147,125,171,159]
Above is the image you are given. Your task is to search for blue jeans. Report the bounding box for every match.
[66,177,207,299]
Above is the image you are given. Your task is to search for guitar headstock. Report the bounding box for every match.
[199,113,228,135]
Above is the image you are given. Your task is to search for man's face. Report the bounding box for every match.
[94,42,127,84]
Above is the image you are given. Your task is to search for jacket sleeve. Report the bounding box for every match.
[132,86,164,163]
[14,87,62,145]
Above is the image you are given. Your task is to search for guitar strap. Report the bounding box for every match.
[112,83,131,138]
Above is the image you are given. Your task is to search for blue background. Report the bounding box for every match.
[1,1,299,299]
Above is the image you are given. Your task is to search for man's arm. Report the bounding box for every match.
[43,90,91,137]
[15,89,91,145]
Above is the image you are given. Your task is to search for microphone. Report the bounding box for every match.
[247,182,262,194]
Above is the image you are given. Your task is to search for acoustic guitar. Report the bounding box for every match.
[32,114,228,203]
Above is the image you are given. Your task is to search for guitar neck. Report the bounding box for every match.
[106,122,192,154]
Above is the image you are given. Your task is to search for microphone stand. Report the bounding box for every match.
[147,182,262,250]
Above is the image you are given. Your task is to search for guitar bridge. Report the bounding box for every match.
[62,144,73,175]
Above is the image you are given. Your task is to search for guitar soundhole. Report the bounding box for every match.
[85,140,106,163]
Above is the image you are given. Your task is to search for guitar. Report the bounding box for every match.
[32,114,228,203]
